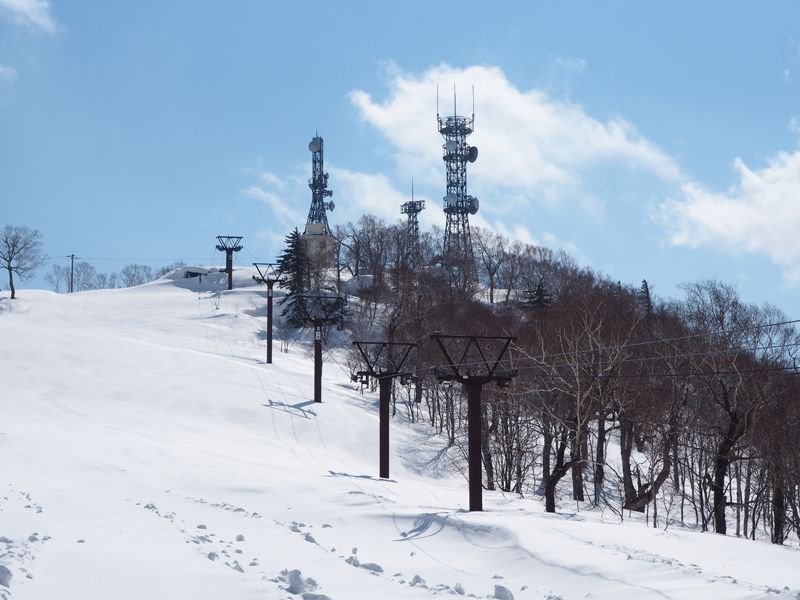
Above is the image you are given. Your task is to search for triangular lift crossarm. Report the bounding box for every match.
[296,295,346,324]
[430,334,518,511]
[252,263,283,364]
[353,341,415,378]
[431,334,516,382]
[296,295,347,403]
[352,341,416,479]
[216,235,243,291]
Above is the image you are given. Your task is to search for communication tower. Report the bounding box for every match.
[400,181,425,268]
[438,87,479,286]
[303,135,336,266]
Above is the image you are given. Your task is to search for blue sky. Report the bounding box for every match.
[2,1,800,316]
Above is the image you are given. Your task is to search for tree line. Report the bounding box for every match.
[0,224,186,295]
[279,214,800,546]
[44,261,186,292]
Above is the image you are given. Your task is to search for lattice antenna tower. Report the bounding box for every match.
[400,180,425,268]
[305,134,335,235]
[438,85,479,278]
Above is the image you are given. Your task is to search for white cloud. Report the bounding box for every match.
[243,164,413,231]
[330,167,409,222]
[0,61,16,81]
[785,38,800,83]
[544,54,587,99]
[789,116,800,137]
[241,170,305,228]
[0,0,56,32]
[549,55,586,75]
[661,150,800,284]
[349,63,681,209]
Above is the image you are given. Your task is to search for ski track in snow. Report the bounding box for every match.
[0,486,48,599]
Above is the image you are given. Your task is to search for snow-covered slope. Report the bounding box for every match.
[2,272,799,600]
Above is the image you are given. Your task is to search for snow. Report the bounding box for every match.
[2,270,800,599]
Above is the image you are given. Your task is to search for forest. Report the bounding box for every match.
[279,214,800,546]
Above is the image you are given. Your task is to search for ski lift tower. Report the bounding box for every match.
[303,135,336,266]
[216,235,243,291]
[438,88,479,288]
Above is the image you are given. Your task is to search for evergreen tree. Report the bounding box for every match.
[638,279,653,317]
[277,228,308,327]
[523,277,552,309]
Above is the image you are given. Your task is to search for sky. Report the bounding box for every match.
[2,1,800,316]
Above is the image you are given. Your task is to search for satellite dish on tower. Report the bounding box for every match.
[467,146,478,163]
[309,138,322,153]
[327,201,335,211]
[445,193,457,207]
[445,140,458,153]
[469,197,479,214]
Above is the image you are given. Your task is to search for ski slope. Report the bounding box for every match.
[1,270,799,600]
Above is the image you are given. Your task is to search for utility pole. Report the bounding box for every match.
[352,341,416,479]
[430,333,517,511]
[297,295,346,403]
[215,236,243,291]
[68,254,76,293]
[252,263,282,364]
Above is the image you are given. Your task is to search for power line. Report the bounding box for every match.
[501,362,800,384]
[394,336,800,381]
[43,256,216,263]
[389,317,800,379]
[514,318,800,363]
[514,340,800,373]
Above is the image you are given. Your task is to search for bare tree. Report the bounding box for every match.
[94,271,118,289]
[120,264,154,287]
[155,261,186,278]
[45,264,69,293]
[73,261,98,291]
[0,225,44,299]
[472,227,508,304]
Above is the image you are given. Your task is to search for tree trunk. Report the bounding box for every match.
[771,481,786,545]
[787,494,800,543]
[712,425,738,535]
[481,403,495,491]
[540,423,553,492]
[671,433,681,491]
[619,417,640,511]
[624,443,672,512]
[735,462,742,537]
[594,412,607,505]
[712,446,732,534]
[7,266,15,299]
[743,458,752,539]
[513,408,524,495]
[570,427,584,502]
[544,429,573,513]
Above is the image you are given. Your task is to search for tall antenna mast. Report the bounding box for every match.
[305,135,334,235]
[472,85,475,124]
[302,134,337,272]
[401,180,425,269]
[437,85,479,292]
